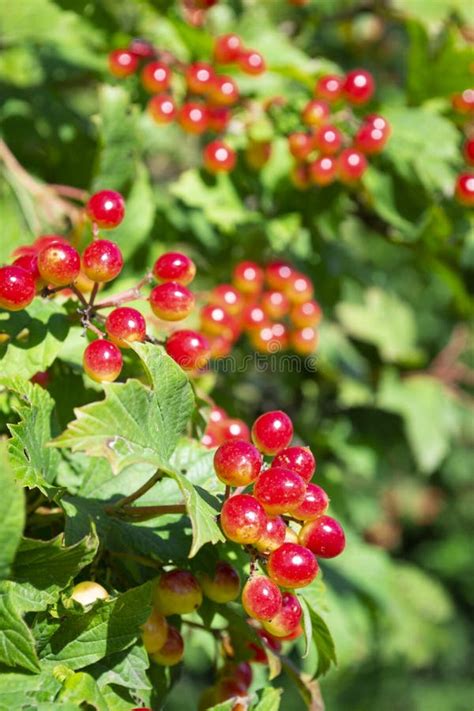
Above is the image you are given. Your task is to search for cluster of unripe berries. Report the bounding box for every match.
[108,34,265,174]
[451,88,474,207]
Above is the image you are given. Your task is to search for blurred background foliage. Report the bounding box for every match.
[0,0,473,709]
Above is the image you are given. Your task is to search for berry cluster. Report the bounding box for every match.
[451,88,474,207]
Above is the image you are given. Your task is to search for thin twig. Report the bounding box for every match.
[105,468,166,513]
[94,272,153,310]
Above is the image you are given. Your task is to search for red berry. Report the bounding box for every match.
[365,114,390,135]
[280,623,303,641]
[272,446,316,482]
[238,49,266,75]
[242,576,282,621]
[232,661,253,688]
[216,418,250,442]
[198,561,240,603]
[261,290,290,320]
[37,243,81,286]
[82,239,123,283]
[355,123,388,154]
[86,190,125,229]
[292,483,329,521]
[211,335,232,359]
[210,75,239,106]
[299,515,346,558]
[265,261,294,291]
[232,261,264,295]
[314,124,342,155]
[105,307,146,348]
[31,371,50,388]
[209,284,244,315]
[13,254,42,286]
[153,569,202,615]
[464,138,474,165]
[254,467,306,515]
[142,609,168,653]
[452,89,474,113]
[128,38,155,58]
[153,252,196,285]
[165,329,210,371]
[200,305,238,340]
[290,300,322,328]
[309,156,337,186]
[214,439,262,486]
[291,326,319,355]
[150,625,184,666]
[214,34,243,64]
[185,62,215,94]
[148,94,177,124]
[33,234,68,252]
[207,106,232,133]
[455,172,474,206]
[141,61,171,93]
[249,322,289,354]
[201,429,220,448]
[83,339,123,382]
[284,272,313,305]
[108,49,138,78]
[301,99,330,127]
[150,282,195,321]
[252,410,293,455]
[220,493,266,544]
[242,304,269,331]
[315,74,343,102]
[263,592,302,638]
[203,140,236,173]
[178,102,209,134]
[0,265,36,311]
[267,543,319,588]
[290,163,311,190]
[254,516,286,554]
[288,132,314,161]
[215,678,247,703]
[343,69,375,104]
[209,405,227,426]
[248,629,282,663]
[338,148,368,182]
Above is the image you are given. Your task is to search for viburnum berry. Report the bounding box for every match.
[203,140,236,173]
[198,561,240,603]
[37,242,81,286]
[248,628,282,663]
[238,49,266,75]
[290,163,311,190]
[129,38,155,58]
[108,49,138,78]
[280,623,304,641]
[314,125,343,155]
[338,148,368,182]
[13,254,43,287]
[267,543,319,588]
[285,272,314,304]
[254,467,306,515]
[32,234,68,254]
[263,592,302,638]
[309,156,337,186]
[215,418,250,442]
[242,575,282,621]
[148,94,177,124]
[201,429,220,448]
[252,410,293,455]
[153,252,196,285]
[343,69,375,104]
[83,339,123,383]
[214,439,262,487]
[292,483,329,520]
[261,290,290,320]
[210,75,240,106]
[249,322,289,353]
[365,113,390,135]
[291,326,319,355]
[233,261,264,295]
[451,89,474,113]
[254,515,286,554]
[214,34,243,64]
[82,239,123,283]
[230,661,253,688]
[0,265,36,311]
[455,173,474,206]
[185,62,215,94]
[215,678,248,703]
[150,625,184,666]
[200,305,238,340]
[355,123,388,154]
[209,405,227,426]
[154,569,202,616]
[242,304,269,331]
[299,515,346,558]
[150,282,195,321]
[105,307,146,348]
[178,102,209,134]
[86,190,125,229]
[141,61,171,93]
[141,609,168,653]
[288,132,314,161]
[315,74,343,102]
[207,106,232,133]
[272,446,316,482]
[220,493,266,544]
[301,99,330,127]
[290,300,322,328]
[70,581,109,606]
[464,138,474,165]
[209,284,244,316]
[265,260,294,291]
[31,371,50,388]
[165,329,210,370]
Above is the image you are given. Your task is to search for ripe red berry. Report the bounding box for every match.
[214,439,262,486]
[105,307,146,348]
[178,102,209,134]
[220,493,266,544]
[83,339,123,382]
[108,49,138,78]
[209,405,227,426]
[12,254,42,286]
[142,609,168,653]
[238,49,266,75]
[272,447,316,482]
[455,172,474,206]
[150,625,184,666]
[338,148,368,182]
[232,261,264,295]
[309,156,337,186]
[214,34,243,64]
[216,418,250,442]
[129,38,155,58]
[165,329,210,371]
[365,114,390,135]
[209,284,244,316]
[451,89,474,113]
[263,592,302,638]
[153,252,196,285]
[314,125,342,155]
[141,61,171,93]
[315,74,343,102]
[267,543,319,588]
[252,410,293,455]
[355,123,388,154]
[343,69,375,104]
[150,282,195,321]
[291,326,319,355]
[200,305,238,340]
[301,99,330,127]
[154,569,203,615]
[210,75,239,106]
[215,678,248,703]
[292,483,329,520]
[242,576,282,621]
[0,265,36,311]
[285,272,314,305]
[203,140,236,173]
[248,629,282,663]
[249,322,289,354]
[210,332,232,356]
[464,138,474,165]
[254,515,286,554]
[242,304,269,331]
[202,429,220,448]
[288,132,314,161]
[231,661,253,688]
[86,190,125,229]
[38,243,81,286]
[148,94,177,124]
[290,300,322,328]
[261,290,290,320]
[299,515,346,558]
[185,62,215,94]
[198,561,240,603]
[254,467,306,515]
[207,106,232,133]
[265,261,295,292]
[82,239,123,283]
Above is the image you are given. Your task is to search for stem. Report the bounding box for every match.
[48,184,88,202]
[94,272,153,310]
[224,485,232,500]
[111,504,187,522]
[105,468,166,513]
[89,282,99,308]
[71,284,89,308]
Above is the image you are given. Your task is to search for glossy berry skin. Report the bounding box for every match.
[242,304,269,331]
[365,114,390,135]
[220,493,266,544]
[203,140,236,173]
[214,34,243,64]
[291,326,319,355]
[455,173,474,206]
[214,439,262,486]
[209,284,244,316]
[71,581,109,606]
[252,410,293,455]
[292,483,329,521]
[285,272,314,304]
[150,282,195,321]
[355,123,388,154]
[198,561,240,603]
[38,243,81,286]
[216,678,247,703]
[148,94,177,124]
[338,148,368,182]
[83,339,123,383]
[141,61,171,93]
[185,62,215,94]
[233,261,264,295]
[207,106,232,133]
[0,265,36,311]
[129,38,155,58]
[210,75,239,106]
[272,446,316,482]
[238,49,266,75]
[209,405,227,426]
[82,239,123,283]
[216,418,250,442]
[178,102,209,134]
[301,99,330,127]
[105,307,146,348]
[254,515,286,554]
[254,467,306,515]
[263,592,302,638]
[200,305,238,340]
[242,575,282,621]
[281,623,303,641]
[290,300,322,328]
[451,89,474,113]
[142,609,168,653]
[309,156,337,186]
[150,626,184,666]
[288,132,314,161]
[207,334,233,358]
[315,74,343,102]
[299,515,346,558]
[13,254,43,286]
[265,261,294,291]
[86,190,125,229]
[165,329,210,371]
[153,252,196,285]
[248,629,282,663]
[249,322,289,354]
[314,125,342,155]
[232,661,253,688]
[464,138,474,165]
[33,234,67,252]
[108,49,138,77]
[267,543,319,588]
[343,69,375,104]
[261,290,290,320]
[154,569,202,616]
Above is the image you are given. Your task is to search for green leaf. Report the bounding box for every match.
[362,167,415,236]
[301,596,337,677]
[0,669,61,711]
[253,687,283,710]
[57,669,108,711]
[0,587,40,672]
[89,644,151,692]
[0,444,24,580]
[391,0,472,26]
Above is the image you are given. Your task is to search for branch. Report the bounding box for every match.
[105,468,167,514]
[110,504,187,522]
[94,272,154,310]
